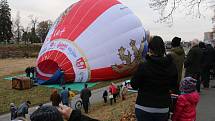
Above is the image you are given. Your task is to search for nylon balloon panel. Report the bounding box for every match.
[36,0,147,83]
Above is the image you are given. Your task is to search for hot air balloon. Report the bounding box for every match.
[36,0,148,84]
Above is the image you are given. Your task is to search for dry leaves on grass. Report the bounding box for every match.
[89,93,137,121]
[120,102,136,121]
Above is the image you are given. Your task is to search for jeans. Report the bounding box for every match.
[135,108,168,121]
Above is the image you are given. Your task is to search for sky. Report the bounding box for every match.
[8,0,214,42]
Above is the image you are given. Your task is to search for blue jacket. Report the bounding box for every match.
[17,102,29,117]
[61,90,69,104]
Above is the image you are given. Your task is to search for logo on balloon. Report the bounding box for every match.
[57,42,68,51]
[111,38,146,73]
[76,57,87,69]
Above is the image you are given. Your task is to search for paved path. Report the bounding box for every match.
[1,81,215,121]
[196,80,215,121]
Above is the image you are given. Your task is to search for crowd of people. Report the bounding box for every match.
[131,36,215,121]
[10,35,215,121]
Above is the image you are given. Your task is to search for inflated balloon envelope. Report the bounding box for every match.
[36,0,148,84]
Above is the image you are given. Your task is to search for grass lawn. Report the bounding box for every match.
[0,76,128,114]
[0,58,130,114]
[0,79,51,114]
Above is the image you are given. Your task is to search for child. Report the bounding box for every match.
[172,77,200,121]
[10,103,17,120]
[102,90,108,103]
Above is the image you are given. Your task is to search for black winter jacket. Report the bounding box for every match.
[184,45,203,76]
[80,88,91,102]
[131,55,178,108]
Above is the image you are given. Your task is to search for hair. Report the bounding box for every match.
[62,86,66,90]
[171,37,181,47]
[148,36,166,57]
[30,106,64,121]
[68,88,71,91]
[27,101,31,105]
[85,84,88,88]
[199,42,206,48]
[52,89,58,93]
[191,39,199,47]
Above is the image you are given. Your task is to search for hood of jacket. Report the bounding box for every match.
[145,54,177,77]
[171,47,185,56]
[184,91,200,105]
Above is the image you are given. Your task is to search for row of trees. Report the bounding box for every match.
[0,0,53,44]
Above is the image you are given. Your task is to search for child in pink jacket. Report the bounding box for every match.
[172,77,200,121]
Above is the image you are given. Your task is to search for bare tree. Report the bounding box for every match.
[28,15,40,43]
[36,20,53,43]
[28,15,38,30]
[13,11,23,44]
[149,0,215,23]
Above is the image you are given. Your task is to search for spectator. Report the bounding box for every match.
[80,84,92,113]
[30,66,36,79]
[10,103,17,120]
[61,87,69,106]
[50,89,61,106]
[60,70,65,87]
[68,88,76,107]
[172,77,200,121]
[184,39,203,92]
[199,42,213,89]
[25,67,31,77]
[31,105,99,121]
[131,36,178,121]
[102,90,108,103]
[30,105,64,121]
[116,85,121,98]
[169,37,185,93]
[121,83,128,100]
[109,83,117,105]
[16,101,31,118]
[58,104,99,121]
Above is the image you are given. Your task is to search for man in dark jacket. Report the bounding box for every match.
[169,37,185,93]
[184,39,203,92]
[16,101,31,118]
[199,42,214,88]
[61,86,69,106]
[131,36,178,121]
[80,84,92,113]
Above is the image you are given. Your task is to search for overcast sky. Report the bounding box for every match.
[8,0,214,41]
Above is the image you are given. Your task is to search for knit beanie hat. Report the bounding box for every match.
[171,37,181,47]
[30,106,64,121]
[179,77,197,93]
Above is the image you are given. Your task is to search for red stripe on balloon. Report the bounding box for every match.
[89,66,131,82]
[37,50,75,82]
[50,0,120,41]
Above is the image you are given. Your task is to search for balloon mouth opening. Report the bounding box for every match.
[37,59,60,77]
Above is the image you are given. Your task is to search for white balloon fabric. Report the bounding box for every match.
[36,0,148,83]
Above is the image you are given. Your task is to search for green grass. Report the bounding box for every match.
[0,74,130,114]
[0,78,52,114]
